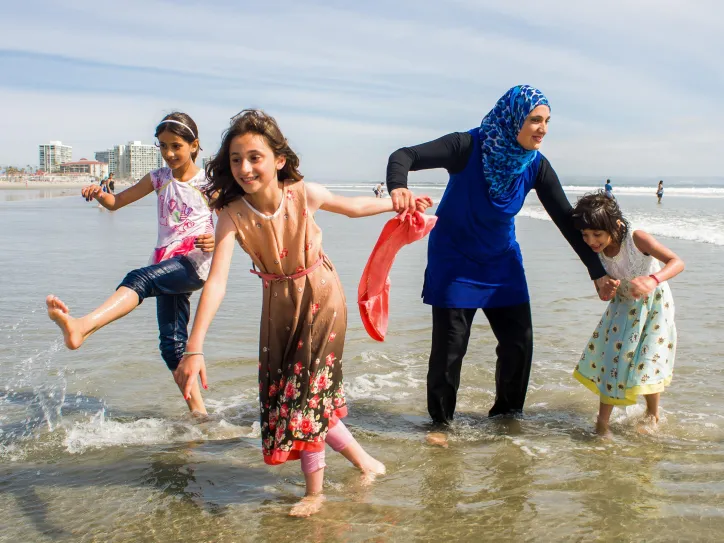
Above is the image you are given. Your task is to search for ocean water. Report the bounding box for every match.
[2,183,724,542]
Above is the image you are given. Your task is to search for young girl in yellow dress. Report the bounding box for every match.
[572,192,684,436]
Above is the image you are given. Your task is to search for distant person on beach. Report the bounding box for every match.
[657,180,664,203]
[604,179,613,198]
[107,173,115,194]
[45,112,215,414]
[373,183,385,198]
[572,191,684,436]
[385,85,619,438]
[174,110,431,517]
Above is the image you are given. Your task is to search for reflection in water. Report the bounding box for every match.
[0,189,77,202]
[142,449,201,505]
[575,442,662,541]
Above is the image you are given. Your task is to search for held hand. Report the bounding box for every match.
[594,275,620,301]
[390,188,416,214]
[173,354,208,400]
[81,184,103,202]
[194,233,215,252]
[415,196,434,213]
[629,275,657,299]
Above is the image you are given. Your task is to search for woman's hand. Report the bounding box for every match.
[173,353,208,400]
[195,233,215,252]
[594,275,620,301]
[629,275,657,299]
[81,184,104,202]
[390,188,417,214]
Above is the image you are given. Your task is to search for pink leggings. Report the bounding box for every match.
[300,421,354,474]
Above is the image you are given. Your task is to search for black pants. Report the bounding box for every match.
[427,303,533,423]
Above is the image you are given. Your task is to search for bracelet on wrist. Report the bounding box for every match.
[183,351,204,356]
[649,274,660,285]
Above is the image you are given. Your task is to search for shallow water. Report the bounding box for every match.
[2,188,724,542]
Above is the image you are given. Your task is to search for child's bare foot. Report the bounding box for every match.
[426,431,449,448]
[595,420,613,440]
[289,494,325,517]
[358,456,386,486]
[46,295,84,349]
[637,413,659,435]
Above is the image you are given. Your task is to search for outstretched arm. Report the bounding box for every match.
[83,174,154,211]
[305,182,396,217]
[173,211,237,399]
[386,132,473,214]
[535,158,619,300]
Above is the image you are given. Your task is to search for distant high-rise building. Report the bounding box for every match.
[94,150,111,169]
[95,147,124,176]
[39,141,72,173]
[113,145,127,178]
[123,141,161,181]
[202,155,215,170]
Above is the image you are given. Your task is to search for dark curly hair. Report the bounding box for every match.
[571,190,629,244]
[204,109,303,210]
[154,112,201,161]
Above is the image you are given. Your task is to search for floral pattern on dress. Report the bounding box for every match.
[574,230,676,405]
[227,180,348,464]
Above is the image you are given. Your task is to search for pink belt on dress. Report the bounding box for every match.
[250,256,325,282]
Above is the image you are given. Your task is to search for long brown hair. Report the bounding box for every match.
[204,109,303,210]
[155,112,201,161]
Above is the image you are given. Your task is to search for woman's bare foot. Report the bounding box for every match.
[426,431,449,448]
[46,295,84,349]
[289,494,325,517]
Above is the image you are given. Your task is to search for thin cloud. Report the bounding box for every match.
[0,1,721,178]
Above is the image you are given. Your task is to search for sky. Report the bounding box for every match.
[1,0,722,182]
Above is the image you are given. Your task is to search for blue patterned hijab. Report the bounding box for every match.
[479,85,550,201]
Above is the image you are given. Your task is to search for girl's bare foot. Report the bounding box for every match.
[426,431,449,448]
[637,412,659,435]
[358,456,386,486]
[46,295,84,349]
[289,494,325,517]
[595,420,613,440]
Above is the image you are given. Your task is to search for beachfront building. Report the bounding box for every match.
[39,141,72,173]
[94,141,164,180]
[202,155,215,170]
[59,159,109,178]
[95,147,125,176]
[123,141,162,181]
[94,150,111,172]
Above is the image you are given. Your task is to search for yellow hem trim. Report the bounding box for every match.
[573,370,672,406]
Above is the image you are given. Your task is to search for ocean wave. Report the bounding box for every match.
[563,186,724,197]
[63,410,251,454]
[519,208,724,246]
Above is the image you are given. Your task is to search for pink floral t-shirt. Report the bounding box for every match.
[149,167,214,280]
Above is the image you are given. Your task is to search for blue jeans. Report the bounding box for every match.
[118,256,205,371]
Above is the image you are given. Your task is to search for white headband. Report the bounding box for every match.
[157,119,196,138]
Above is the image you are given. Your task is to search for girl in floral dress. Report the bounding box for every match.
[174,109,431,517]
[571,192,685,436]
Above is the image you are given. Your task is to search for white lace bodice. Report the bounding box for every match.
[599,229,661,301]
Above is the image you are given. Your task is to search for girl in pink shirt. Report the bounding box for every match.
[46,112,214,414]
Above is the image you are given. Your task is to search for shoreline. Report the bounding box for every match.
[0,180,132,190]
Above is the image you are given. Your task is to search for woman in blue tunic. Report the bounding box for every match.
[386,85,619,423]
